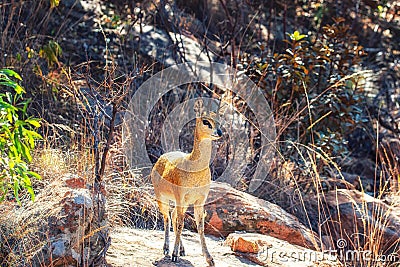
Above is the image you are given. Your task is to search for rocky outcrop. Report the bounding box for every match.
[203,182,320,249]
[0,174,109,267]
[322,189,400,259]
[130,24,213,66]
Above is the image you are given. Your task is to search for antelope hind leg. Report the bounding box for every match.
[194,203,214,266]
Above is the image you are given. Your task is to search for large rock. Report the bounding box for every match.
[0,174,109,266]
[203,182,319,249]
[130,24,213,66]
[322,189,400,260]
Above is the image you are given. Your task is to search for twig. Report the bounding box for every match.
[99,102,118,180]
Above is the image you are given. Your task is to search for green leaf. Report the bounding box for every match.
[14,84,24,94]
[50,0,60,8]
[0,69,22,80]
[0,101,15,112]
[21,142,32,162]
[289,30,307,41]
[13,134,22,156]
[40,40,62,67]
[25,129,43,139]
[26,185,35,201]
[13,179,20,204]
[7,111,13,123]
[8,158,15,170]
[0,81,25,94]
[0,81,13,88]
[20,99,31,115]
[26,119,41,128]
[27,171,41,180]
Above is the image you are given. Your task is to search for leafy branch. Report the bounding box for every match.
[0,69,42,203]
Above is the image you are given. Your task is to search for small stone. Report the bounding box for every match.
[73,192,93,207]
[52,240,66,257]
[225,233,274,254]
[226,235,260,253]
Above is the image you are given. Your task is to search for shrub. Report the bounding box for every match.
[0,69,42,203]
[247,18,368,158]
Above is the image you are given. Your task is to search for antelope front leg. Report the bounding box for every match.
[194,203,214,266]
[157,200,170,255]
[172,206,186,262]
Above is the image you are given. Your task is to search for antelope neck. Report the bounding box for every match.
[188,127,212,163]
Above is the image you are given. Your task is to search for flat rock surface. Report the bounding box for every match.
[106,227,258,267]
[106,227,340,267]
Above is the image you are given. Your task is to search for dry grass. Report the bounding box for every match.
[1,178,69,266]
[3,75,395,266]
[104,167,160,229]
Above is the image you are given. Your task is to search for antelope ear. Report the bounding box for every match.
[208,111,217,119]
[194,98,204,118]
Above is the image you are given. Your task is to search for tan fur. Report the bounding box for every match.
[151,116,221,266]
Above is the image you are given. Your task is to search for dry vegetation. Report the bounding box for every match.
[1,0,400,266]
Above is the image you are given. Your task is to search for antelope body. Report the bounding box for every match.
[151,115,222,266]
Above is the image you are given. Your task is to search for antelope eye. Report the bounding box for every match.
[202,119,212,129]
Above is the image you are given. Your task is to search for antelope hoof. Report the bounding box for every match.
[163,247,169,255]
[179,246,185,256]
[171,254,179,262]
[207,257,215,266]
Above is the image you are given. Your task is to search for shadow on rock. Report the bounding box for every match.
[153,255,195,267]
